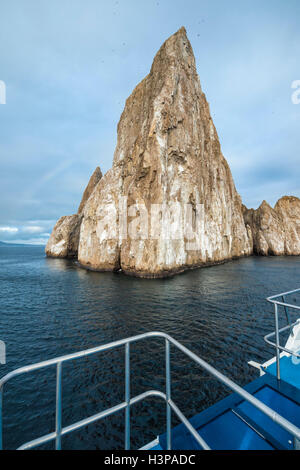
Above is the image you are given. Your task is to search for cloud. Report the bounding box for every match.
[0,220,55,245]
[0,0,299,241]
[0,227,19,233]
[22,226,44,233]
[8,238,49,246]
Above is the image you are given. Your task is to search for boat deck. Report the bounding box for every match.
[265,356,300,390]
[1,323,299,450]
[148,360,300,451]
[145,289,300,451]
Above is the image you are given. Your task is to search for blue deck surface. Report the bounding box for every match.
[150,444,163,450]
[156,371,300,451]
[184,408,274,450]
[265,356,300,390]
[237,385,300,449]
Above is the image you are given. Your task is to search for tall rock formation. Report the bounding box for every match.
[76,27,252,277]
[243,196,300,256]
[47,28,299,277]
[46,167,102,258]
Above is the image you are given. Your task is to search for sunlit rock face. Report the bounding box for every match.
[243,201,285,256]
[275,197,300,255]
[77,27,252,277]
[46,167,102,258]
[243,196,300,256]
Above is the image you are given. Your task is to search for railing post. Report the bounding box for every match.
[55,362,63,450]
[165,339,171,450]
[0,386,3,450]
[125,342,130,450]
[282,295,293,336]
[294,437,300,450]
[275,304,281,381]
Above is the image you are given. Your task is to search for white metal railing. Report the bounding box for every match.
[1,332,300,450]
[266,288,300,380]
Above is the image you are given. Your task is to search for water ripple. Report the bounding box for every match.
[0,246,299,449]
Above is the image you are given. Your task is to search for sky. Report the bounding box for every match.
[0,0,299,244]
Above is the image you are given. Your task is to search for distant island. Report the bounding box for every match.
[0,241,44,247]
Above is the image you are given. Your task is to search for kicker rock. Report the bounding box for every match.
[46,167,102,258]
[243,196,300,256]
[77,27,252,277]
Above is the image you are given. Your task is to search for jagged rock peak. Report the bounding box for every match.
[113,27,203,168]
[243,195,300,256]
[275,195,300,211]
[78,166,102,214]
[259,200,272,209]
[150,26,198,76]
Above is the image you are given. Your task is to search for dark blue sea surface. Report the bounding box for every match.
[0,245,299,449]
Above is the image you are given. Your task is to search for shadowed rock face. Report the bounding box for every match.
[77,27,252,277]
[78,167,102,214]
[243,196,300,256]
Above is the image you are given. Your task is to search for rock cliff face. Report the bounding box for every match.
[243,196,300,256]
[77,27,251,277]
[46,27,299,276]
[45,214,82,259]
[46,167,102,258]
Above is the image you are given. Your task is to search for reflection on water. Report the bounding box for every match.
[0,245,299,449]
[45,257,76,272]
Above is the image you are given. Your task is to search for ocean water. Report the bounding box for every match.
[0,245,299,449]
